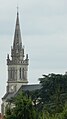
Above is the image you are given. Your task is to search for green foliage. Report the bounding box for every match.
[5,106,16,119]
[5,92,37,119]
[39,73,67,114]
[61,104,67,119]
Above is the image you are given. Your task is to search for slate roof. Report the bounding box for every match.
[2,92,16,100]
[19,84,41,91]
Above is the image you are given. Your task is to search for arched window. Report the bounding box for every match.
[11,68,14,80]
[19,68,21,79]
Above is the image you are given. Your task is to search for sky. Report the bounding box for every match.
[0,0,67,112]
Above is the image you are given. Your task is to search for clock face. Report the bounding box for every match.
[11,85,14,91]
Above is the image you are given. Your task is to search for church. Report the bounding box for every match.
[1,11,41,115]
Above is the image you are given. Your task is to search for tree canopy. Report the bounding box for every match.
[39,73,67,113]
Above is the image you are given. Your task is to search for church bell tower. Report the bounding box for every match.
[7,11,29,93]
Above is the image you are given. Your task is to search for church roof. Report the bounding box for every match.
[2,92,16,100]
[19,84,41,91]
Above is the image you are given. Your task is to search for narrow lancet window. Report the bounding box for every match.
[19,68,21,79]
[11,68,12,79]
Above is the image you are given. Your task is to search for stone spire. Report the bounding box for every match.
[11,11,24,61]
[13,11,22,50]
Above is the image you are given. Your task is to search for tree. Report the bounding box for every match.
[39,73,67,114]
[5,92,37,119]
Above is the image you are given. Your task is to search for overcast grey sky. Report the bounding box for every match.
[0,0,67,112]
